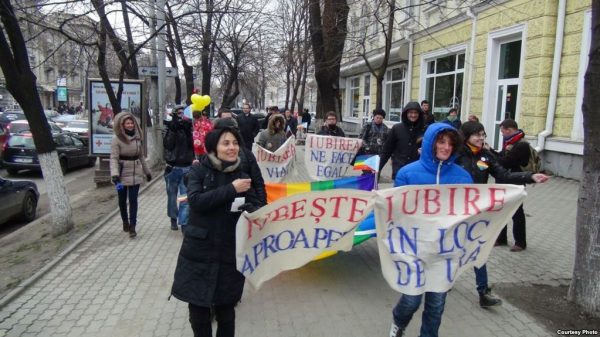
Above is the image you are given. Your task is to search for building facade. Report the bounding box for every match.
[340,0,589,180]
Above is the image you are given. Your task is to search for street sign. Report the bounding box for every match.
[138,66,178,77]
[57,87,68,101]
[165,67,178,77]
[138,66,158,77]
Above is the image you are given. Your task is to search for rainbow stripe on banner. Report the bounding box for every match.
[265,174,377,247]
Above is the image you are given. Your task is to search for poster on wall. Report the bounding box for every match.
[87,79,144,156]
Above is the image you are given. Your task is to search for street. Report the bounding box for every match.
[0,166,97,238]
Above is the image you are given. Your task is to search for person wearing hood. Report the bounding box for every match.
[379,101,425,180]
[455,121,549,309]
[171,127,263,337]
[317,111,346,137]
[390,123,473,337]
[256,114,287,151]
[110,112,152,238]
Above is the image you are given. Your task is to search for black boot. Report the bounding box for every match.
[170,218,178,231]
[129,224,137,238]
[122,221,129,232]
[479,288,502,308]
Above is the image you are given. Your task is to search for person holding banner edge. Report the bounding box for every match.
[171,126,264,337]
[390,123,473,337]
[455,121,549,308]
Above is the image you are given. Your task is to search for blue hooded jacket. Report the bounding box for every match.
[394,123,473,186]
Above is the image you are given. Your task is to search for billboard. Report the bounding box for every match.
[87,79,144,156]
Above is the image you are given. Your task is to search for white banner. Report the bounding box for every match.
[253,136,296,182]
[236,189,374,290]
[304,134,362,181]
[374,184,526,295]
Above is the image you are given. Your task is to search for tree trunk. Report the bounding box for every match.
[568,0,600,317]
[201,0,215,96]
[375,73,384,109]
[0,2,73,235]
[308,0,349,120]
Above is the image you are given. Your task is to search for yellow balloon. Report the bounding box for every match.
[191,94,203,105]
[191,103,204,111]
[199,95,211,107]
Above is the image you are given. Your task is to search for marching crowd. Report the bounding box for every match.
[107,100,549,337]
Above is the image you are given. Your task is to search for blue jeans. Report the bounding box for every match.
[117,184,140,225]
[392,292,447,337]
[474,264,488,295]
[164,166,190,226]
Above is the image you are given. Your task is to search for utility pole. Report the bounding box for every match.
[157,0,166,129]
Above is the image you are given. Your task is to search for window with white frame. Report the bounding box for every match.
[424,52,465,121]
[384,66,406,122]
[348,77,360,118]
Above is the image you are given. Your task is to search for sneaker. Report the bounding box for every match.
[479,289,502,308]
[510,245,525,252]
[389,323,404,337]
[170,218,178,231]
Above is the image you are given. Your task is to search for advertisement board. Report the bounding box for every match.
[87,79,144,156]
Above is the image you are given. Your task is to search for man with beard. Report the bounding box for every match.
[317,111,345,137]
[379,102,425,180]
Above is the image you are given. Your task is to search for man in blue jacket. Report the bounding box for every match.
[390,123,473,337]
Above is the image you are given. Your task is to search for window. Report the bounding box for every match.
[348,77,360,118]
[424,52,465,121]
[384,66,406,122]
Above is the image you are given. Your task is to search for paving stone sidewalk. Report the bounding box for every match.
[0,146,578,337]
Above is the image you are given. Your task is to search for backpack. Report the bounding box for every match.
[520,144,541,173]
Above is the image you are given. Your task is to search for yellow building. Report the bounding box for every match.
[340,0,589,179]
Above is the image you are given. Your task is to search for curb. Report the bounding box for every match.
[0,175,163,309]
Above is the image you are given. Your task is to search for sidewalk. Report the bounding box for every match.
[0,147,579,337]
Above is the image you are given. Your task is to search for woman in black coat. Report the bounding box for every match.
[455,121,548,309]
[171,126,264,337]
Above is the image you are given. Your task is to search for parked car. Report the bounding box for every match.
[61,120,89,144]
[51,114,77,128]
[5,120,63,136]
[0,125,6,167]
[2,132,96,175]
[0,111,25,129]
[0,176,39,224]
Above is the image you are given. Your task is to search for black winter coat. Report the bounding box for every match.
[164,118,194,166]
[171,155,263,307]
[379,102,425,179]
[237,113,260,146]
[455,145,533,185]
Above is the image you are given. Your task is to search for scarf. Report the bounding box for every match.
[502,130,525,150]
[467,142,482,155]
[124,128,136,137]
[207,153,241,172]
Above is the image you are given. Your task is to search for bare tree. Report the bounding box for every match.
[568,0,600,317]
[0,0,72,235]
[308,0,349,119]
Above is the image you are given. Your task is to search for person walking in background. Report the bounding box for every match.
[379,102,425,181]
[442,108,461,129]
[317,111,345,137]
[456,121,549,309]
[171,127,264,337]
[359,108,389,156]
[495,118,541,252]
[390,123,473,337]
[261,106,280,130]
[284,108,298,138]
[301,108,312,131]
[164,105,194,231]
[257,114,287,151]
[110,112,152,238]
[192,109,213,160]
[421,100,434,126]
[236,103,259,150]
